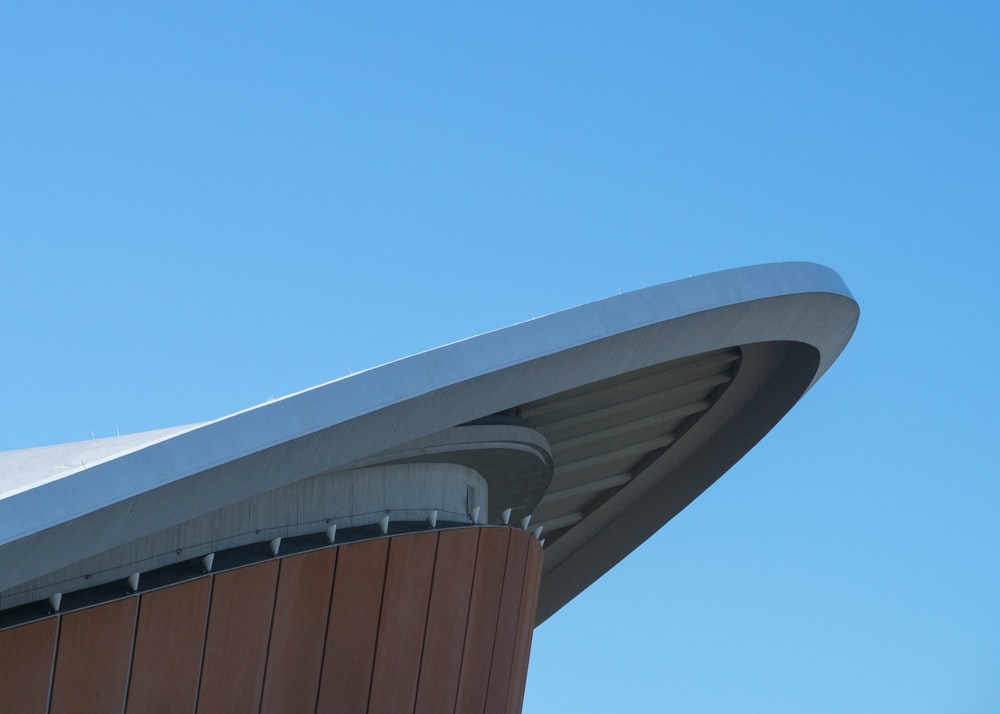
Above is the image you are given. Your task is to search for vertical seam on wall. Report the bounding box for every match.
[120,594,141,714]
[257,558,285,714]
[501,541,525,714]
[191,573,216,714]
[44,615,61,714]
[411,531,442,709]
[503,537,533,714]
[312,547,338,714]
[484,528,515,712]
[452,527,483,714]
[512,542,542,714]
[312,545,338,714]
[365,536,394,713]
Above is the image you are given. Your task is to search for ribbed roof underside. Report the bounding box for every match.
[518,347,741,549]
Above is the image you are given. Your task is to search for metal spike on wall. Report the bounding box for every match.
[427,509,438,529]
[500,507,512,525]
[202,553,215,572]
[48,592,62,613]
[520,514,532,530]
[470,506,481,525]
[268,537,281,556]
[533,525,544,540]
[325,524,337,543]
[379,514,391,535]
[127,572,140,592]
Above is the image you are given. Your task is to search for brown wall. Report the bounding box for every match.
[0,527,542,714]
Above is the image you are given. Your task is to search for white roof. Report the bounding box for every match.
[0,262,858,622]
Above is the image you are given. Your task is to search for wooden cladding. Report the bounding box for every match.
[49,597,137,714]
[125,577,211,713]
[0,527,542,714]
[0,617,58,713]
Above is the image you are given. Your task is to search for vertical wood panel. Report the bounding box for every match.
[367,531,437,712]
[196,560,279,714]
[125,577,211,714]
[455,527,511,714]
[484,529,530,714]
[505,538,544,714]
[259,548,337,714]
[50,597,138,714]
[414,528,480,714]
[0,617,58,714]
[315,538,389,714]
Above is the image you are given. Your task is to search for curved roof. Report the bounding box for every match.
[0,262,858,623]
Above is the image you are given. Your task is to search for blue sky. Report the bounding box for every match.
[2,3,997,711]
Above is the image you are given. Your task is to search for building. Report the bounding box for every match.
[0,262,858,713]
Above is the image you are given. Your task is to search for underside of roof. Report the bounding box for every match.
[522,347,741,547]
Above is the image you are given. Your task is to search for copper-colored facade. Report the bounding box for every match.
[49,596,137,714]
[196,559,280,712]
[125,577,211,713]
[0,617,57,713]
[414,527,478,714]
[316,537,388,711]
[260,548,338,713]
[0,527,542,714]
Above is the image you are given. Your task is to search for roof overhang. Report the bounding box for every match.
[0,262,858,623]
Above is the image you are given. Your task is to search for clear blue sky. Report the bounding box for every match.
[2,3,997,711]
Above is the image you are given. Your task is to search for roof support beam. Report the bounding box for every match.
[550,401,710,454]
[556,435,676,477]
[539,473,632,506]
[537,377,729,435]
